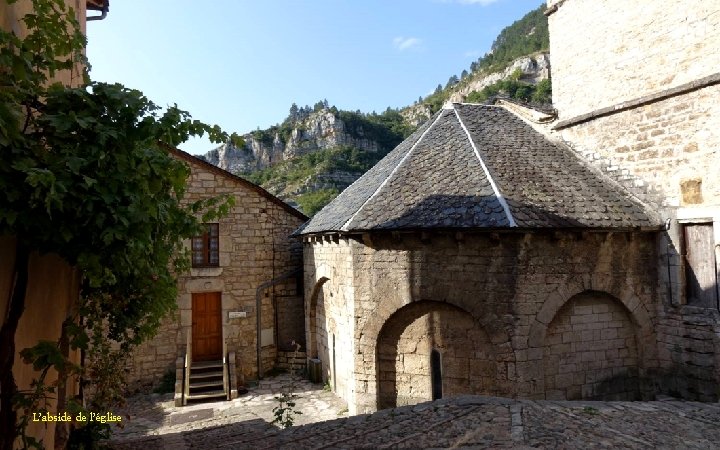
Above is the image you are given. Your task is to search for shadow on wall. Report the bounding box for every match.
[306,277,329,360]
[542,291,645,401]
[275,276,306,352]
[376,301,498,409]
[655,230,720,402]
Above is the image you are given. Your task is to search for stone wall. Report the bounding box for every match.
[305,230,663,413]
[125,154,305,389]
[276,293,305,351]
[377,301,497,409]
[547,0,720,120]
[555,84,720,209]
[543,291,640,401]
[546,0,720,402]
[304,236,356,404]
[125,313,180,391]
[655,306,720,402]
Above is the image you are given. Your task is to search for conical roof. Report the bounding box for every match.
[299,103,659,234]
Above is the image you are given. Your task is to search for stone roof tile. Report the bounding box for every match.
[299,103,660,234]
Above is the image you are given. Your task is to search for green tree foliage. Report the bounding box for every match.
[465,76,552,104]
[0,0,236,446]
[531,78,552,104]
[246,145,389,189]
[417,5,549,112]
[296,189,340,217]
[337,108,413,151]
[445,75,459,88]
[244,143,396,216]
[476,5,549,72]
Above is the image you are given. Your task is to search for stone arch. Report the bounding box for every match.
[541,290,643,400]
[376,300,499,409]
[307,276,329,359]
[528,275,653,350]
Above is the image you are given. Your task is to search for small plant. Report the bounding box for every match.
[271,341,304,429]
[153,368,176,394]
[272,391,303,429]
[323,379,332,392]
[582,406,599,415]
[337,407,348,416]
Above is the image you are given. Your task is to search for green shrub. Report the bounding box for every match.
[296,189,340,216]
[153,368,176,394]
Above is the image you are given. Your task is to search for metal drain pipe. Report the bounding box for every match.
[87,0,110,21]
[256,268,302,380]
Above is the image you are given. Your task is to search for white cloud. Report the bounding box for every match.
[393,36,422,51]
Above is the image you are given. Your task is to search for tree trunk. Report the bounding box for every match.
[0,241,30,450]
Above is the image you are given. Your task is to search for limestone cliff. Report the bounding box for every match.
[201,109,381,174]
[401,52,550,126]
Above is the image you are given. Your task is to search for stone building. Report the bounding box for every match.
[125,149,307,404]
[301,103,665,414]
[301,0,720,414]
[546,0,720,400]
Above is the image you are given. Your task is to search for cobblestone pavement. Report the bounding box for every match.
[109,379,720,449]
[109,373,347,448]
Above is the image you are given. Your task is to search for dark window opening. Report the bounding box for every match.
[192,223,220,267]
[682,223,718,309]
[431,349,442,400]
[332,333,337,392]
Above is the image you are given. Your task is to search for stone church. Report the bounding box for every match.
[301,0,720,415]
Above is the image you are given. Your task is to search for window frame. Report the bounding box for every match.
[191,223,220,268]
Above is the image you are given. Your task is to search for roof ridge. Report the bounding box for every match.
[340,110,447,231]
[453,107,517,227]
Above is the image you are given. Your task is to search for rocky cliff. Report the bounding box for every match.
[401,52,550,126]
[201,110,382,174]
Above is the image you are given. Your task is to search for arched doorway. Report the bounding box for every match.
[543,290,641,400]
[307,277,329,360]
[376,300,497,409]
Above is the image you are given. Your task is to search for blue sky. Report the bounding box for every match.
[86,0,545,154]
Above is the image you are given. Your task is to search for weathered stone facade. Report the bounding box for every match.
[547,0,720,401]
[547,0,720,120]
[305,231,661,413]
[125,150,306,391]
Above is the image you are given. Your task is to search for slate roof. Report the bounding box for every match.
[299,103,660,235]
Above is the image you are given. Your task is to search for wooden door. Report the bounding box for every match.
[684,224,719,309]
[192,292,223,361]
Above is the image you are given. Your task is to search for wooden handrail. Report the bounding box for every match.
[183,327,192,406]
[222,338,229,400]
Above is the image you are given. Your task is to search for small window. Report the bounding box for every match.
[682,223,718,308]
[431,349,442,400]
[192,223,219,267]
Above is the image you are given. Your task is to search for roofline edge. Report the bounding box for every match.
[338,110,447,231]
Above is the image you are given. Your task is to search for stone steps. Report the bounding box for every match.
[187,360,226,403]
[277,351,307,371]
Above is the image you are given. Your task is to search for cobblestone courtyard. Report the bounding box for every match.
[108,374,720,449]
